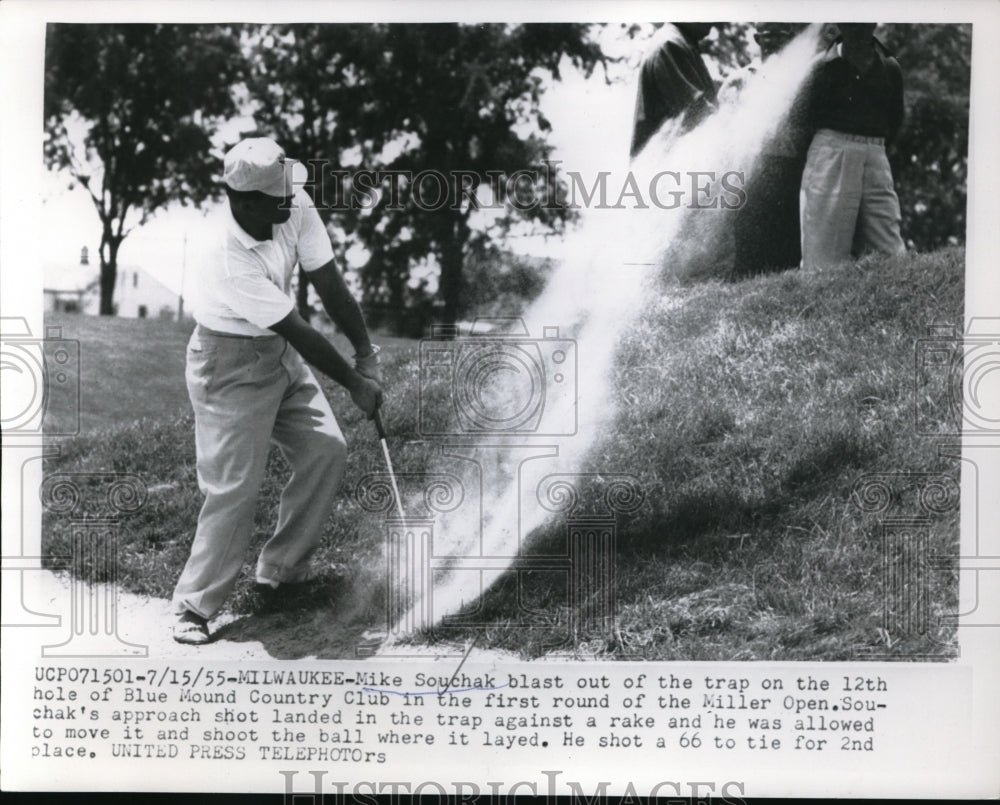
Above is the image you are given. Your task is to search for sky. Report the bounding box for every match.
[41,24,658,298]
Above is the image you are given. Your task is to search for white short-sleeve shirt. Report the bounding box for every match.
[193,187,334,336]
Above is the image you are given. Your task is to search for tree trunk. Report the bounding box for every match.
[99,230,121,316]
[439,213,469,326]
[384,252,406,334]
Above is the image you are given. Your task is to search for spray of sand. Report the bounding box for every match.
[379,26,821,647]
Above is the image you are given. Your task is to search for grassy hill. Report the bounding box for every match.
[41,247,963,660]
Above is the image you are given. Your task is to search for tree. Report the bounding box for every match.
[247,23,608,328]
[701,22,754,75]
[622,22,755,76]
[44,24,244,315]
[881,24,971,250]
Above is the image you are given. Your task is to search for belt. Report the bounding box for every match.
[817,128,885,146]
[195,323,279,341]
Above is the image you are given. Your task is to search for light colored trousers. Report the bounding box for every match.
[800,128,906,269]
[173,326,347,619]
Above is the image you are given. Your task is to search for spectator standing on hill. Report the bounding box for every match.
[172,137,383,644]
[630,23,718,158]
[731,23,813,276]
[799,22,906,268]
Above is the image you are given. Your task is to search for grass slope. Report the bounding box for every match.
[42,248,963,660]
[43,315,192,436]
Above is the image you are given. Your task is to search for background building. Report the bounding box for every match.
[44,246,189,320]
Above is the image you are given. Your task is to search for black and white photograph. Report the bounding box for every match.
[1,0,998,799]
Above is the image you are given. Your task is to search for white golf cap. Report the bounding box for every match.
[223,137,305,197]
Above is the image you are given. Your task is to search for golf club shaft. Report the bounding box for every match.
[374,410,406,522]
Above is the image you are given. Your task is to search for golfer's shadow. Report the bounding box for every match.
[210,575,385,659]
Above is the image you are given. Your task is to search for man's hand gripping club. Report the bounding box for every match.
[270,308,383,418]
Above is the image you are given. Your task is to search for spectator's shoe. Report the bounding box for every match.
[173,610,211,645]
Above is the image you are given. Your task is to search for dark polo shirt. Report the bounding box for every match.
[807,38,904,143]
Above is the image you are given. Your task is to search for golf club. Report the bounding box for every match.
[374,409,406,523]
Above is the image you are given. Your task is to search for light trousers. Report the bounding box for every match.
[800,128,906,269]
[173,326,347,619]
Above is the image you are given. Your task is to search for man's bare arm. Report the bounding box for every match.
[306,259,376,357]
[269,308,381,415]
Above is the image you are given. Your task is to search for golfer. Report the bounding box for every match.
[173,137,383,644]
